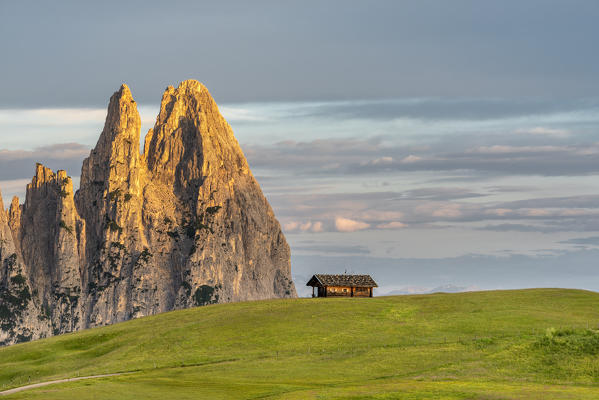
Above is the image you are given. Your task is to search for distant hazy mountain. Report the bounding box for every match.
[383,284,479,296]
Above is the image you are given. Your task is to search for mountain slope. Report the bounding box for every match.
[0,80,296,345]
[1,289,599,399]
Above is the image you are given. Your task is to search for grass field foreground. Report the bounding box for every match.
[1,288,599,399]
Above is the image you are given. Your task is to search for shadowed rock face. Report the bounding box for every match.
[0,80,296,345]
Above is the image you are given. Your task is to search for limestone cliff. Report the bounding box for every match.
[0,80,296,345]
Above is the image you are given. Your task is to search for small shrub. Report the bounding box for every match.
[193,285,219,306]
[181,281,192,296]
[59,220,74,235]
[10,274,27,286]
[137,248,153,264]
[110,242,126,251]
[109,189,121,201]
[534,328,599,356]
[206,205,221,215]
[5,253,17,268]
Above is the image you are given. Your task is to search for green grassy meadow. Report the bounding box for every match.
[1,288,599,399]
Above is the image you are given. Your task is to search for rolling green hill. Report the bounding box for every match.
[1,288,599,399]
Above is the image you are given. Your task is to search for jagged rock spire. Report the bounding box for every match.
[80,84,141,188]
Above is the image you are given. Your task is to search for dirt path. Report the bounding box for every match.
[0,373,128,396]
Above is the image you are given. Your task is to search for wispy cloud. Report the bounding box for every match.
[335,217,370,232]
[515,126,571,138]
[377,221,407,229]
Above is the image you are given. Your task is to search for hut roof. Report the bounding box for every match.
[306,274,378,288]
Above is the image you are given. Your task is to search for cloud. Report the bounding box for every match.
[220,106,269,122]
[485,208,513,216]
[0,108,106,126]
[369,156,394,165]
[335,217,370,232]
[0,179,31,203]
[283,221,299,231]
[290,98,599,122]
[293,243,371,255]
[431,204,462,218]
[521,208,552,217]
[403,188,486,201]
[477,223,555,233]
[400,155,422,164]
[466,145,565,154]
[515,126,570,138]
[559,236,599,246]
[377,221,407,229]
[283,220,325,233]
[245,133,599,179]
[311,221,324,232]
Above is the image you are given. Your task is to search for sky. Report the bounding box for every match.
[1,1,599,297]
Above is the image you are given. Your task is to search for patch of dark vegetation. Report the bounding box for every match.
[123,193,133,202]
[5,253,17,269]
[534,328,599,356]
[206,205,222,215]
[106,218,123,233]
[193,284,221,307]
[59,220,74,235]
[167,230,180,240]
[38,303,52,321]
[0,303,12,321]
[0,269,31,331]
[10,274,27,286]
[183,218,214,238]
[109,189,121,201]
[164,217,173,225]
[182,205,221,238]
[137,248,153,264]
[59,188,69,198]
[110,242,127,252]
[15,333,32,343]
[181,281,192,296]
[471,337,496,349]
[54,291,79,307]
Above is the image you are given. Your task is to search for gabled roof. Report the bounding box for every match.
[306,274,378,288]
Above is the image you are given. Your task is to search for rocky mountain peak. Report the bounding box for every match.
[0,81,296,346]
[144,80,250,205]
[79,83,141,190]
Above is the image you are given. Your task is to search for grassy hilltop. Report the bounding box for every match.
[1,288,599,399]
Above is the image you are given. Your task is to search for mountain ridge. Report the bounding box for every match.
[0,80,296,346]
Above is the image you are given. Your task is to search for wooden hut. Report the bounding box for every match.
[306,274,378,298]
